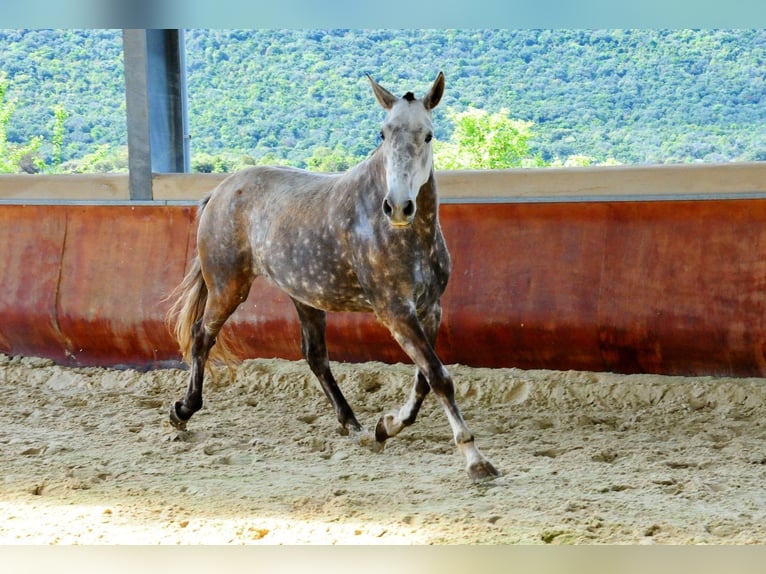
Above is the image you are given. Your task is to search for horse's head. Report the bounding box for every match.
[368,72,444,228]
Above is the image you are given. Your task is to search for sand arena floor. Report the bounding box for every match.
[2,354,765,544]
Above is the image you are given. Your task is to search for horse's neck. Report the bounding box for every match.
[418,170,439,216]
[339,148,386,203]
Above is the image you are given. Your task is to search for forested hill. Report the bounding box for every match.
[1,29,765,172]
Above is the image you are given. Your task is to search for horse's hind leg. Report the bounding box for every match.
[170,282,251,430]
[292,298,362,433]
[170,318,215,429]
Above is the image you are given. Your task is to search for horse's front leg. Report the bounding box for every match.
[292,298,362,433]
[375,371,430,442]
[376,304,499,481]
[375,304,440,441]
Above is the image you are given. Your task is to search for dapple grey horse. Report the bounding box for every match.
[167,72,498,480]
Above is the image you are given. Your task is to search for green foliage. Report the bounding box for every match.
[434,107,544,169]
[0,29,126,172]
[189,151,295,173]
[0,67,117,173]
[50,104,68,169]
[305,146,364,172]
[1,29,765,172]
[191,152,237,173]
[0,71,44,173]
[180,29,766,168]
[59,145,128,173]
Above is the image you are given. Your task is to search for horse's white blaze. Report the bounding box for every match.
[380,99,434,226]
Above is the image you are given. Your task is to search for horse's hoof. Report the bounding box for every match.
[337,420,362,436]
[355,428,385,453]
[168,402,188,431]
[468,459,500,482]
[374,415,392,443]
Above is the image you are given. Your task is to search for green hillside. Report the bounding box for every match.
[1,29,765,172]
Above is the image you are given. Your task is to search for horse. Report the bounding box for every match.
[167,72,498,481]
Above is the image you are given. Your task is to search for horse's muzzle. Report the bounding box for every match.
[382,196,416,227]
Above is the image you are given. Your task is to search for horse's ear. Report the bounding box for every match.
[423,71,445,110]
[367,74,398,110]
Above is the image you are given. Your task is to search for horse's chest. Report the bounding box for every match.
[415,243,450,306]
[353,230,450,310]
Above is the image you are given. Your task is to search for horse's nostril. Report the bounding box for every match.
[383,197,415,223]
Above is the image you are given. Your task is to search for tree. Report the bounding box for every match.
[305,145,363,172]
[50,104,69,169]
[433,107,546,170]
[0,72,43,173]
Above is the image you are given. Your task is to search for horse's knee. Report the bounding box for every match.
[425,364,456,399]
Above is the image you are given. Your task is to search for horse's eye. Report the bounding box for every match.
[425,132,433,143]
[379,130,385,141]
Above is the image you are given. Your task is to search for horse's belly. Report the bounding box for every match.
[265,270,372,313]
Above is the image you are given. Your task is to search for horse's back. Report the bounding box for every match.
[209,165,339,208]
[200,165,341,240]
[200,165,368,310]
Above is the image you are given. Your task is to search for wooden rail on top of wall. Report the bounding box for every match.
[0,162,765,203]
[0,174,131,201]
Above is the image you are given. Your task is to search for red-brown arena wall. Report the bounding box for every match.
[2,164,766,376]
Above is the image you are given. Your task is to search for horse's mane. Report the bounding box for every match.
[402,92,416,102]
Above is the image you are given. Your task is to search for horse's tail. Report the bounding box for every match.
[166,253,207,365]
[165,196,236,368]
